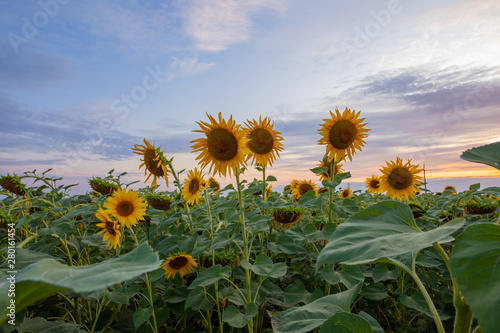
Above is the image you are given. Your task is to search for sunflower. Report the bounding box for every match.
[379,157,423,201]
[182,168,206,206]
[443,185,457,194]
[146,193,172,211]
[338,187,353,199]
[318,107,370,161]
[317,157,344,181]
[243,116,284,168]
[208,177,221,194]
[365,175,382,193]
[0,174,27,196]
[191,112,250,177]
[132,139,169,188]
[161,254,198,279]
[95,208,121,249]
[273,207,304,230]
[89,177,118,195]
[291,180,318,200]
[104,189,147,228]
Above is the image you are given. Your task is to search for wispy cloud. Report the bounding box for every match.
[182,0,285,51]
[170,57,215,76]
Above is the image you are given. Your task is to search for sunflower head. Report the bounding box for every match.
[0,174,27,196]
[379,157,423,201]
[318,107,370,162]
[161,254,198,279]
[182,168,206,206]
[132,139,169,188]
[443,185,457,195]
[89,177,118,195]
[317,157,344,181]
[243,116,284,168]
[103,189,147,228]
[365,175,382,194]
[338,187,353,199]
[273,206,304,230]
[291,180,318,200]
[146,193,173,211]
[208,177,221,194]
[465,198,498,215]
[191,112,250,178]
[95,208,121,249]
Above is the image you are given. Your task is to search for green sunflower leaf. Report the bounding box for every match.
[222,303,258,328]
[318,312,373,333]
[316,201,465,268]
[0,243,161,325]
[449,223,500,333]
[460,141,500,171]
[270,282,362,333]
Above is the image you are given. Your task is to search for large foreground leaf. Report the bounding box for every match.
[316,201,464,267]
[449,223,500,333]
[0,243,161,324]
[460,141,500,171]
[270,282,362,333]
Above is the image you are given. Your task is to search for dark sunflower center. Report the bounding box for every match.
[248,128,274,154]
[342,190,349,197]
[370,179,380,189]
[329,120,357,149]
[169,256,188,269]
[207,128,239,161]
[209,180,219,190]
[388,167,413,190]
[105,221,116,236]
[117,201,134,216]
[189,179,200,194]
[144,150,164,176]
[299,184,313,195]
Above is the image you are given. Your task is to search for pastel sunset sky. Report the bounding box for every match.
[1,0,499,194]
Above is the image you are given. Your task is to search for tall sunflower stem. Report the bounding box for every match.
[143,273,159,333]
[262,166,267,201]
[167,163,194,230]
[328,159,335,224]
[433,243,473,333]
[235,170,254,333]
[129,227,139,246]
[204,190,223,333]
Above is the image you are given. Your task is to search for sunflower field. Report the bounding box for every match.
[1,109,499,333]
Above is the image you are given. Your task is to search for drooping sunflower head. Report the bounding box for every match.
[103,188,147,228]
[0,174,27,196]
[291,180,318,200]
[318,107,370,162]
[191,112,250,178]
[89,177,118,195]
[182,168,207,206]
[443,185,457,194]
[365,175,382,194]
[208,176,221,194]
[146,193,172,211]
[317,157,344,181]
[273,206,304,230]
[338,187,353,199]
[380,157,423,201]
[132,139,169,188]
[161,254,198,279]
[95,208,121,250]
[243,116,284,168]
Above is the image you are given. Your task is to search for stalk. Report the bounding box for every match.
[390,259,445,333]
[433,243,473,333]
[204,190,223,332]
[262,165,267,201]
[167,163,194,230]
[235,170,254,333]
[143,273,159,333]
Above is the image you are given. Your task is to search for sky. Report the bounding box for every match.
[1,0,499,195]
